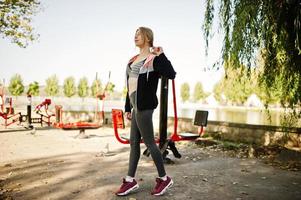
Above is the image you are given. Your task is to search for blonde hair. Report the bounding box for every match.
[138,27,154,47]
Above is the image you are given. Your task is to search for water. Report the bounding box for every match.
[9,96,299,127]
[173,104,287,126]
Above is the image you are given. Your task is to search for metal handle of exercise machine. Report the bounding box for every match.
[170,79,181,141]
[112,109,130,144]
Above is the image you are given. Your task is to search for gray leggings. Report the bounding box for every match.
[128,93,166,177]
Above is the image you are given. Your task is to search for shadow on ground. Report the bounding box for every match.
[1,145,301,200]
[0,147,131,200]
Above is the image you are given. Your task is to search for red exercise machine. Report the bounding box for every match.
[112,77,209,162]
[0,94,55,129]
[30,97,55,127]
[53,72,111,135]
[0,96,23,128]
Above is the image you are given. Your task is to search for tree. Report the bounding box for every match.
[91,79,102,97]
[0,0,40,47]
[180,83,190,102]
[213,80,223,103]
[8,74,24,97]
[193,82,207,102]
[45,75,59,96]
[253,56,282,105]
[27,81,39,96]
[78,77,89,98]
[214,59,285,106]
[63,76,76,98]
[223,66,253,105]
[203,0,301,110]
[106,82,115,94]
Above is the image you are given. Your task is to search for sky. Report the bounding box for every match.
[0,0,224,92]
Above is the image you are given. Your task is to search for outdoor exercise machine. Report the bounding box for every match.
[53,105,102,136]
[112,77,209,162]
[29,96,55,127]
[53,72,111,136]
[0,82,55,129]
[0,96,24,128]
[0,80,23,128]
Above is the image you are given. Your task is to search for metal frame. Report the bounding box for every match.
[112,79,209,143]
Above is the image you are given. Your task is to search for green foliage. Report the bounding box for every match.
[203,0,214,55]
[0,0,40,47]
[214,64,252,105]
[45,75,59,96]
[280,109,301,129]
[63,76,76,98]
[213,80,223,103]
[27,81,39,96]
[8,73,24,96]
[106,82,115,94]
[203,0,301,111]
[91,79,102,97]
[220,140,243,151]
[214,58,287,106]
[193,82,207,102]
[78,77,89,98]
[180,82,190,102]
[256,73,282,105]
[223,65,254,105]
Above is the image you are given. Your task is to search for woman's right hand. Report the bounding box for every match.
[125,112,132,120]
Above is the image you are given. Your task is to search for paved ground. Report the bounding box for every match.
[0,127,300,200]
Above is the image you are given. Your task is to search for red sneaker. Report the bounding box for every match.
[151,176,173,196]
[115,178,139,196]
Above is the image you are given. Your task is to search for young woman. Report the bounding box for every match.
[116,27,176,196]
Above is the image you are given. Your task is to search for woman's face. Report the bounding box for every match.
[134,29,146,48]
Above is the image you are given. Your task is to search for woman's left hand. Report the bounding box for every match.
[151,46,163,56]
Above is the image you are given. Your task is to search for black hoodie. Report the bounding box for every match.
[125,53,176,112]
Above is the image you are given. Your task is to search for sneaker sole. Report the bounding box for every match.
[116,184,139,196]
[153,179,173,196]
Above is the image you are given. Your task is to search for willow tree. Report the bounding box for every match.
[203,0,301,121]
[0,0,40,47]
